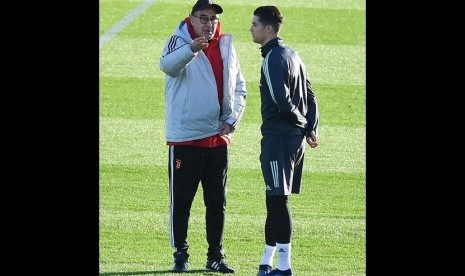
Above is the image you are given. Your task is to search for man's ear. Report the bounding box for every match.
[264,25,274,34]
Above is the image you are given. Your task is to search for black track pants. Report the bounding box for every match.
[168,145,228,257]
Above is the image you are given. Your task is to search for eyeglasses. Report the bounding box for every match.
[191,14,219,25]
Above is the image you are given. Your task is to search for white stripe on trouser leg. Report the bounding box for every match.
[169,145,175,250]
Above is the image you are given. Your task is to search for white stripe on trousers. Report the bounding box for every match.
[169,145,176,250]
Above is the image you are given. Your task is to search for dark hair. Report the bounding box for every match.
[253,6,283,32]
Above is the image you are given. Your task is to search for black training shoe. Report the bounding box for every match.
[267,268,293,276]
[257,264,272,275]
[206,259,235,273]
[172,251,189,273]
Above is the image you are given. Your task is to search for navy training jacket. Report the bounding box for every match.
[259,37,319,137]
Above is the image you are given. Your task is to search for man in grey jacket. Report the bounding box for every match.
[159,0,247,273]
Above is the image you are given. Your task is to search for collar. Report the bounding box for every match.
[260,37,283,58]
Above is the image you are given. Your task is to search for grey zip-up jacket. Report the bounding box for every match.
[160,21,247,142]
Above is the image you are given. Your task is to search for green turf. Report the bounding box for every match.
[100,0,365,275]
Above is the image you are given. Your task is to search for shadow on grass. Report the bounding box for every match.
[100,270,217,275]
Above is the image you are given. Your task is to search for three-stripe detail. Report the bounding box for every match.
[270,160,279,188]
[209,261,220,270]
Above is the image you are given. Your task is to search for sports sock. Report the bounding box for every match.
[276,242,291,271]
[259,244,276,266]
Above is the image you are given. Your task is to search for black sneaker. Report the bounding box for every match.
[267,268,293,276]
[172,251,189,273]
[205,258,235,273]
[257,264,272,275]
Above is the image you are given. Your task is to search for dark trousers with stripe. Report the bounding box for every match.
[169,145,228,259]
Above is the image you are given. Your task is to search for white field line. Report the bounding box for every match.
[100,0,157,48]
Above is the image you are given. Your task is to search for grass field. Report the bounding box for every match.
[99,0,365,275]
